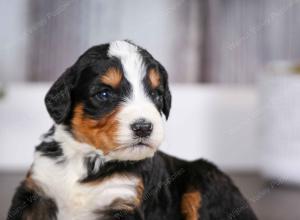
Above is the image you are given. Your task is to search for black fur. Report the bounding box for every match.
[44,67,77,124]
[35,141,63,158]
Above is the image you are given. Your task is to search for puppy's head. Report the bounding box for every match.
[45,40,171,161]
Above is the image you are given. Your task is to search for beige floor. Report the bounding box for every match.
[1,171,300,220]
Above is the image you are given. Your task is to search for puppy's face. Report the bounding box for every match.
[45,41,171,161]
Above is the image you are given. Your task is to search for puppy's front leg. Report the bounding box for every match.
[7,178,57,220]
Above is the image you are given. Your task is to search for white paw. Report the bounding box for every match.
[85,152,106,174]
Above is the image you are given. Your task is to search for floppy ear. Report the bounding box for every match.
[158,64,172,120]
[163,83,172,120]
[44,68,78,124]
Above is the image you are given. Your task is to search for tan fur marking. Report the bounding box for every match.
[181,190,202,220]
[148,68,160,89]
[100,67,123,88]
[25,171,41,192]
[134,178,144,207]
[71,104,119,154]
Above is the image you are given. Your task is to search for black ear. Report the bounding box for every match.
[44,68,78,124]
[158,64,172,120]
[163,85,172,120]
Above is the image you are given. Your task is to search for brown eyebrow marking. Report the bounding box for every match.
[100,67,123,88]
[148,68,160,89]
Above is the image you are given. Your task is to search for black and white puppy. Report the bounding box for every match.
[8,40,257,220]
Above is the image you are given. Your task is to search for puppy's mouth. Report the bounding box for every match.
[110,141,153,153]
[105,137,159,161]
[132,142,153,149]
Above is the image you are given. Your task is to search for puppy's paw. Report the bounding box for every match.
[85,152,106,175]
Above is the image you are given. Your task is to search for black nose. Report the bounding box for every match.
[131,119,153,138]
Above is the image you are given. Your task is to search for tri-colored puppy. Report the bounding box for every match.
[8,40,257,220]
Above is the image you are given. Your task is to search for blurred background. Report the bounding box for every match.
[1,0,300,219]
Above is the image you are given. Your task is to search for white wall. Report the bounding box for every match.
[0,1,29,82]
[163,85,258,170]
[87,0,202,83]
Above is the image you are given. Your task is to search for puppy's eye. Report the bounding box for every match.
[95,89,112,101]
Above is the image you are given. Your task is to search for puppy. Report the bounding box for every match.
[7,40,257,220]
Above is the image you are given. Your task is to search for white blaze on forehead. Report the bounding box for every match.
[108,40,147,103]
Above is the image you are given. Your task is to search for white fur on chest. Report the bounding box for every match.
[32,154,140,220]
[31,125,141,219]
